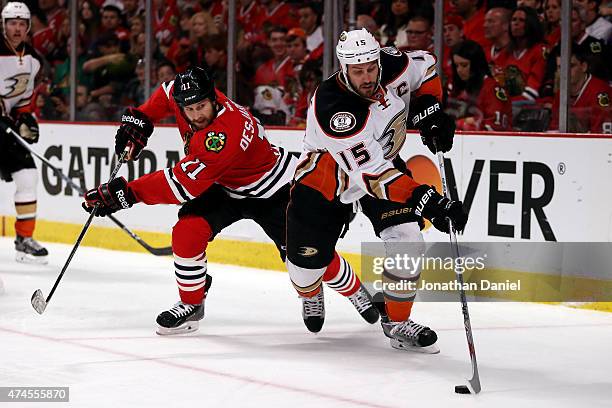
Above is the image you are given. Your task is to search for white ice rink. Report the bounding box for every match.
[1,237,611,408]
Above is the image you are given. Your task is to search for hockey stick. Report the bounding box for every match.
[434,143,482,395]
[31,150,128,314]
[4,126,172,256]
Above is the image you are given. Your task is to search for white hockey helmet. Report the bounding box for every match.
[2,2,31,36]
[336,28,381,93]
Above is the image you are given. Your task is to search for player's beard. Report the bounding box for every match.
[190,103,217,130]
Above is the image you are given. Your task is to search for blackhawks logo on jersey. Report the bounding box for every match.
[597,92,609,107]
[494,86,508,101]
[205,131,226,152]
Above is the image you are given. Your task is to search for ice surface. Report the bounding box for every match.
[1,237,611,407]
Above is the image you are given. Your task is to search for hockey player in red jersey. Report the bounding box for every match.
[286,29,468,352]
[0,2,48,264]
[82,66,379,335]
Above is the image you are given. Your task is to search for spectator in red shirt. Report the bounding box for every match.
[253,26,294,88]
[544,0,561,46]
[452,0,491,48]
[447,40,513,131]
[497,6,548,102]
[484,7,512,66]
[442,15,465,84]
[297,3,323,58]
[550,48,612,133]
[99,3,130,51]
[39,0,67,33]
[238,0,266,44]
[153,0,179,48]
[260,0,299,31]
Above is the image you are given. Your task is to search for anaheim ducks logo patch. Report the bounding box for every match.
[298,246,318,257]
[205,131,226,152]
[2,73,30,99]
[495,86,508,101]
[597,92,609,107]
[330,112,356,133]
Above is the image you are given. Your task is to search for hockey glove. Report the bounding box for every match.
[407,185,468,233]
[115,108,154,161]
[15,112,39,144]
[410,95,455,154]
[82,177,136,217]
[0,116,17,138]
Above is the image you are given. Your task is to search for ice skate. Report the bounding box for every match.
[301,287,325,333]
[156,301,205,335]
[347,284,379,324]
[381,316,439,354]
[15,235,48,265]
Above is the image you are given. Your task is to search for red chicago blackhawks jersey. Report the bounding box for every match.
[495,43,548,101]
[296,47,442,204]
[128,84,295,204]
[0,40,42,115]
[448,76,512,131]
[550,74,612,134]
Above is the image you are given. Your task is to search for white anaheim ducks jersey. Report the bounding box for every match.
[0,40,42,116]
[295,47,440,204]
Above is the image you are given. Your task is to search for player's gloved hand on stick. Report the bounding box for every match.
[115,108,154,161]
[408,185,468,233]
[15,112,39,144]
[410,94,455,154]
[82,177,136,217]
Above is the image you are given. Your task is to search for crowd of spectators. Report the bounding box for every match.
[23,0,612,132]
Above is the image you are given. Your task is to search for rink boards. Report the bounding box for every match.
[0,123,611,307]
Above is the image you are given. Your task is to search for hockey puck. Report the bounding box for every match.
[455,385,471,394]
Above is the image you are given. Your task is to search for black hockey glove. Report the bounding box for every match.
[15,112,39,144]
[407,185,468,233]
[410,95,455,154]
[115,108,154,161]
[0,116,17,138]
[82,177,136,217]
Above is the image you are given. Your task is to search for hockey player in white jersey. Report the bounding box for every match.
[0,2,48,264]
[286,29,467,353]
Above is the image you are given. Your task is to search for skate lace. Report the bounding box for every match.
[348,287,371,313]
[302,292,324,317]
[392,320,426,339]
[168,302,196,318]
[23,237,44,251]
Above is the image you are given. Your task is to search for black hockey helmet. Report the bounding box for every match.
[173,66,216,107]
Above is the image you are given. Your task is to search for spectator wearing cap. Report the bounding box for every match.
[496,6,548,102]
[261,0,299,31]
[204,34,228,94]
[297,3,323,58]
[286,28,309,73]
[544,0,561,47]
[484,7,512,66]
[253,26,294,88]
[550,47,612,133]
[452,0,491,48]
[442,15,465,84]
[379,0,412,48]
[403,16,433,52]
[574,0,612,43]
[447,40,512,131]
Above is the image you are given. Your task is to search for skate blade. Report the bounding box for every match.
[390,338,440,354]
[156,321,199,336]
[16,252,48,265]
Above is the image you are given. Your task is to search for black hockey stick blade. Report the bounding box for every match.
[31,289,47,314]
[106,215,173,256]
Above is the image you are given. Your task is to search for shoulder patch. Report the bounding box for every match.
[314,74,370,138]
[590,41,602,54]
[380,48,409,86]
[597,92,609,107]
[495,86,508,101]
[205,131,226,152]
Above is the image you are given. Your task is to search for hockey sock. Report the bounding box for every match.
[384,298,414,322]
[172,215,211,304]
[15,200,36,238]
[323,252,360,297]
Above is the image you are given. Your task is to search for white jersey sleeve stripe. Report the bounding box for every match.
[164,168,188,203]
[162,80,175,99]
